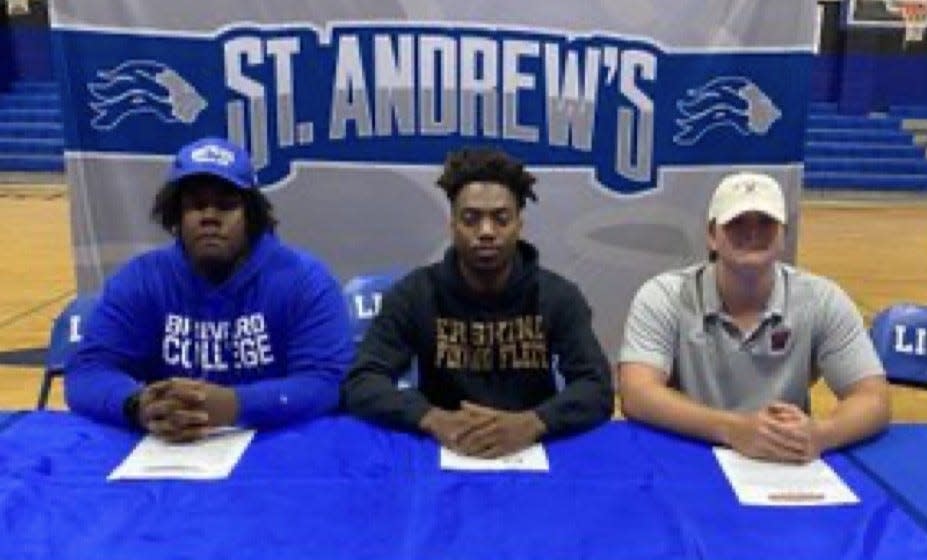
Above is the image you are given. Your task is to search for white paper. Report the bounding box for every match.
[713,447,859,506]
[440,444,550,472]
[108,428,256,481]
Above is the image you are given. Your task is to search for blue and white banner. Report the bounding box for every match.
[62,25,801,193]
[52,1,815,354]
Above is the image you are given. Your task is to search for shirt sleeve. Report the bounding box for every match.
[64,262,154,427]
[618,275,679,376]
[814,279,886,394]
[533,281,614,436]
[340,278,434,432]
[235,264,354,428]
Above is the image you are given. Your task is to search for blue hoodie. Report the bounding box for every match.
[65,233,353,428]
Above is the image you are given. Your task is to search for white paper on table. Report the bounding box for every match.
[440,443,550,472]
[713,447,859,506]
[108,428,256,481]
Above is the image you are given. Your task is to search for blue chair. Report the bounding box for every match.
[39,293,98,409]
[343,272,401,344]
[343,271,417,389]
[870,303,927,386]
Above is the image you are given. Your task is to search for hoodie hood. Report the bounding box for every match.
[173,232,280,296]
[437,240,540,310]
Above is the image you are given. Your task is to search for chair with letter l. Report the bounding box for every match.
[342,271,418,389]
[870,303,927,387]
[38,293,98,409]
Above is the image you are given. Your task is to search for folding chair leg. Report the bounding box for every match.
[36,370,54,410]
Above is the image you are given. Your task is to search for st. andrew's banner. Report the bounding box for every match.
[51,0,815,354]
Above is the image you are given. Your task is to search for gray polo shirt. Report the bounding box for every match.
[619,262,884,411]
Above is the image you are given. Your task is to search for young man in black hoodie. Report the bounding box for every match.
[342,147,613,458]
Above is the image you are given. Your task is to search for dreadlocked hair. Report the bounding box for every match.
[436,147,537,209]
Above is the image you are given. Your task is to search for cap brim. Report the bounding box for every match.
[715,202,786,225]
[168,168,251,190]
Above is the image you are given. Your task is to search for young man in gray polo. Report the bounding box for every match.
[618,172,889,463]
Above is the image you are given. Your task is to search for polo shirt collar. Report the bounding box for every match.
[700,262,787,320]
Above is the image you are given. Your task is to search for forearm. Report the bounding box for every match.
[341,370,432,432]
[341,285,430,431]
[234,370,342,428]
[535,377,613,436]
[542,292,614,435]
[620,370,743,446]
[64,359,142,427]
[63,276,151,427]
[815,378,890,451]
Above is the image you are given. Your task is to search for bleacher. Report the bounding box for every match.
[804,102,927,191]
[2,0,926,192]
[0,79,63,172]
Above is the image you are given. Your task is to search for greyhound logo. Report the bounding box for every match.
[673,76,781,146]
[87,60,207,130]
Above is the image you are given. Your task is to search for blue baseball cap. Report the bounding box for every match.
[166,137,258,189]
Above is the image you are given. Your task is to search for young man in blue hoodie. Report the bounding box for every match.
[66,137,353,441]
[342,148,613,458]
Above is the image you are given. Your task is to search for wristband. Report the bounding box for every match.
[122,391,142,428]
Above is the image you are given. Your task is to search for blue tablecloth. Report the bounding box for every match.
[0,410,22,432]
[847,424,927,530]
[1,412,925,560]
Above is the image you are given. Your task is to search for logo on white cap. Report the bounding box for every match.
[191,144,236,167]
[707,172,786,225]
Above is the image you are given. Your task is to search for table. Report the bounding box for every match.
[0,410,22,431]
[1,412,925,560]
[847,423,927,530]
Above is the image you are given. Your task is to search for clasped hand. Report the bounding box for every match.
[419,401,546,459]
[136,378,238,443]
[727,402,822,463]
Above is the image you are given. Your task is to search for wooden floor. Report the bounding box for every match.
[1,185,925,421]
[0,186,73,410]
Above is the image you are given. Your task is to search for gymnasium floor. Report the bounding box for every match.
[0,182,925,420]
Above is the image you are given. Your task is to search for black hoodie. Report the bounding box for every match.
[341,241,613,437]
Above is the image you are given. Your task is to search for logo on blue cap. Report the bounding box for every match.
[168,137,257,189]
[190,144,236,167]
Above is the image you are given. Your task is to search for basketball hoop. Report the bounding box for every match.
[5,0,30,17]
[886,0,927,44]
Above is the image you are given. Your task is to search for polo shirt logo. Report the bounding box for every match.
[770,326,791,353]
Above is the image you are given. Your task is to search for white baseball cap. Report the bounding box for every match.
[707,172,786,225]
